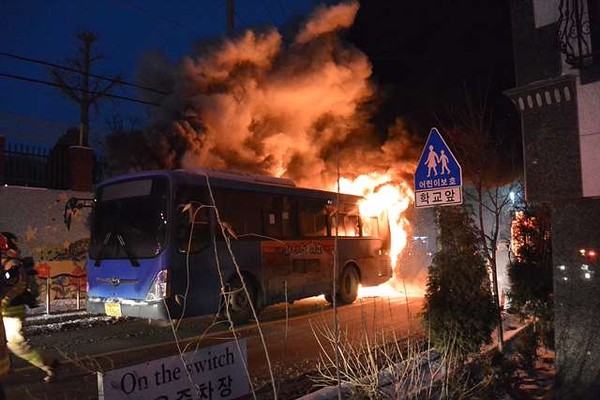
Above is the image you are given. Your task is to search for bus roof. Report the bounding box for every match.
[98,168,364,202]
[180,168,296,188]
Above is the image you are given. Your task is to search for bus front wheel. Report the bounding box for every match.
[222,276,256,324]
[338,267,359,304]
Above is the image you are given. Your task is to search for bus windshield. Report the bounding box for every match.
[89,177,168,260]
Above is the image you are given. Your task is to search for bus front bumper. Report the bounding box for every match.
[86,297,172,320]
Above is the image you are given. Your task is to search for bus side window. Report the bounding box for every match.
[329,214,358,237]
[361,216,379,237]
[215,189,263,239]
[299,200,327,237]
[281,196,297,238]
[330,214,346,236]
[345,215,360,237]
[260,195,275,237]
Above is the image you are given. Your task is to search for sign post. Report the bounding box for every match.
[414,128,463,208]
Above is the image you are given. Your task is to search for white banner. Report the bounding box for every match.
[98,340,248,400]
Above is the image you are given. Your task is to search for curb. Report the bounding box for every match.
[25,310,93,326]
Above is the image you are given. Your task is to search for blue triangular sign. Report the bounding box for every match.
[414,128,463,208]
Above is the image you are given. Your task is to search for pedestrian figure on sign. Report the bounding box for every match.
[425,145,439,177]
[439,150,451,175]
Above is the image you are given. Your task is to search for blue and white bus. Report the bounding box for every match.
[85,169,392,322]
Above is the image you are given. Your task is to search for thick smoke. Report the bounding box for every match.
[126,1,419,189]
[295,1,359,44]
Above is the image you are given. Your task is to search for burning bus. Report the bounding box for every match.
[85,168,393,322]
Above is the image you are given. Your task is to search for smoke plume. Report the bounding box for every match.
[121,1,419,190]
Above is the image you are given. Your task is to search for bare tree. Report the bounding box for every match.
[437,82,521,352]
[50,31,121,146]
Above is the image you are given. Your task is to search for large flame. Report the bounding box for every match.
[337,172,417,298]
[338,172,412,269]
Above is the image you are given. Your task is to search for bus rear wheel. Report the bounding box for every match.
[222,276,256,324]
[338,267,359,304]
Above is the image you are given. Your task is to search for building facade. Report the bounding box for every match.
[506,0,600,397]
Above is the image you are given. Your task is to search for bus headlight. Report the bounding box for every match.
[145,269,169,302]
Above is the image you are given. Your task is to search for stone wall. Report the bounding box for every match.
[552,199,600,397]
[0,185,92,257]
[508,1,600,397]
[0,185,93,311]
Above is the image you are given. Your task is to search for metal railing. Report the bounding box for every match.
[3,142,68,188]
[1,141,106,189]
[39,273,86,315]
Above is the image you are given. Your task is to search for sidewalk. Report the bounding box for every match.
[510,347,555,399]
[25,309,91,325]
[24,309,116,336]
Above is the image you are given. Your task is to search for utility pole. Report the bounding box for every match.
[80,32,92,147]
[49,32,121,147]
[227,0,235,35]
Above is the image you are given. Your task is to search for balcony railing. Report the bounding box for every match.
[558,0,595,68]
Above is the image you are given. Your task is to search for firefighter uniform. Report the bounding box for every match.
[0,317,9,373]
[0,287,12,400]
[0,234,20,399]
[0,232,57,382]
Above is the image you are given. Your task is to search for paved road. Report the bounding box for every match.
[3,295,424,399]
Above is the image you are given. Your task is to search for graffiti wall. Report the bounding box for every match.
[0,185,92,312]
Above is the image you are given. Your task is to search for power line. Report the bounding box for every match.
[0,51,169,95]
[0,72,161,107]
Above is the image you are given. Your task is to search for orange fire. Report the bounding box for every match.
[336,172,416,298]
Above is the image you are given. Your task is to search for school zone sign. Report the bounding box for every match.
[414,128,463,208]
[98,340,248,400]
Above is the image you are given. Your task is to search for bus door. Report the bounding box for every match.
[259,195,295,301]
[172,186,222,317]
[292,198,334,297]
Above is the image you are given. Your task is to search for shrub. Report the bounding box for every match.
[422,206,496,358]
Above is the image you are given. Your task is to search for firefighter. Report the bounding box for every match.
[0,254,17,400]
[0,232,58,383]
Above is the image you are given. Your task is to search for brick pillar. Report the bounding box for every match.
[68,146,94,192]
[0,136,5,183]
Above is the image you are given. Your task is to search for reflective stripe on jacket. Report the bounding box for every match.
[0,320,11,376]
[1,304,26,319]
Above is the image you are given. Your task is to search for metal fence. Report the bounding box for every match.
[2,142,105,189]
[4,142,68,188]
[37,273,87,315]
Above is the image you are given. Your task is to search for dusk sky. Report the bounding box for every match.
[0,1,516,148]
[1,0,318,145]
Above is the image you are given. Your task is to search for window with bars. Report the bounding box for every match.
[558,0,600,68]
